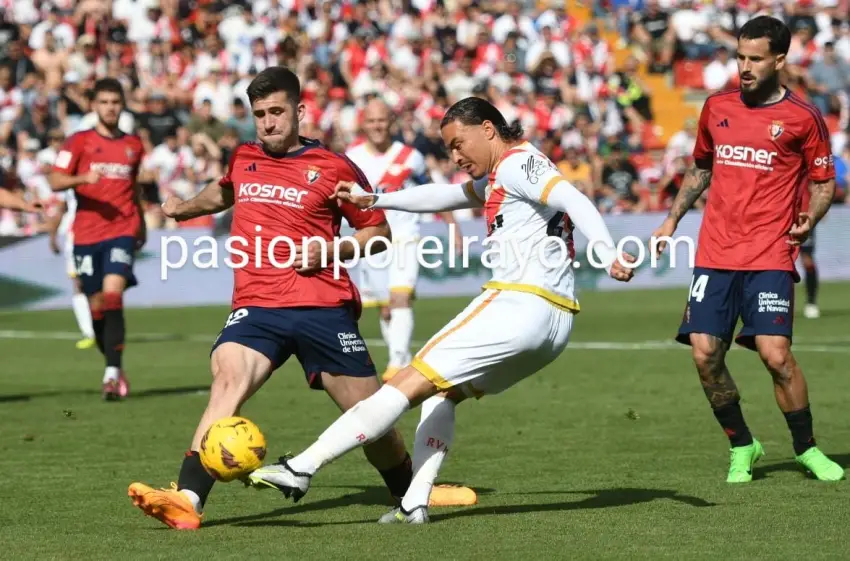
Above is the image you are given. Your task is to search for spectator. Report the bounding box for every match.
[703,47,738,92]
[806,42,850,116]
[225,98,256,144]
[630,0,676,73]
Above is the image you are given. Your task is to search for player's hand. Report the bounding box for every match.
[787,212,813,246]
[292,239,330,275]
[49,234,60,254]
[161,195,184,219]
[83,170,101,185]
[332,181,376,209]
[610,253,636,282]
[651,217,677,259]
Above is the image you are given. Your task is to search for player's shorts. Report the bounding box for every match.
[410,289,574,398]
[800,226,816,255]
[63,233,76,278]
[72,235,138,296]
[358,239,420,307]
[676,267,794,351]
[210,305,376,390]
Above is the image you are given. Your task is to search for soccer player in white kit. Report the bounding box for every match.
[45,179,96,350]
[346,98,463,381]
[248,97,635,522]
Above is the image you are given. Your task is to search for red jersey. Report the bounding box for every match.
[52,129,144,245]
[220,139,387,312]
[692,88,834,277]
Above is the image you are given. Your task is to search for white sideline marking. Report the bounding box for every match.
[0,330,848,354]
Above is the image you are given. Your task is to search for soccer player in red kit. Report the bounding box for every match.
[654,16,844,483]
[127,67,474,530]
[48,78,145,401]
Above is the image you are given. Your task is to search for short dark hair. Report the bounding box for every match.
[440,97,523,141]
[246,66,301,106]
[738,15,791,56]
[93,77,125,100]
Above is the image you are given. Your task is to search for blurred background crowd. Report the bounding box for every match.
[1,0,849,237]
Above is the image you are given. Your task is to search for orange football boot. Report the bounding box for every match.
[428,484,478,507]
[128,482,202,530]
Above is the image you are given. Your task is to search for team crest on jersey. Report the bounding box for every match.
[305,167,320,184]
[768,121,784,140]
[126,148,136,160]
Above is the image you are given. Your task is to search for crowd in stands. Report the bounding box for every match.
[0,0,848,237]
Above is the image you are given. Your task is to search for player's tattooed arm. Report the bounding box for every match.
[807,179,835,225]
[667,166,712,224]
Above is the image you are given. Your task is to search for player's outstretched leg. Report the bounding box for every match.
[754,336,844,481]
[691,334,763,483]
[101,274,129,399]
[128,342,273,529]
[248,365,439,502]
[379,391,464,524]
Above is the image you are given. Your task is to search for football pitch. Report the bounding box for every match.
[2,283,849,560]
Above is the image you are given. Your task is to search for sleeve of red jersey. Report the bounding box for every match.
[219,146,243,190]
[52,134,83,175]
[801,108,836,182]
[692,99,714,170]
[335,154,388,229]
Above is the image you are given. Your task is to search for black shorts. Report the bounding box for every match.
[210,305,377,390]
[676,267,794,351]
[73,235,138,296]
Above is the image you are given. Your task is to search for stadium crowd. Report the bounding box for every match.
[1,0,848,236]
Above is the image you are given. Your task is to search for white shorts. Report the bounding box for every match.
[411,289,574,397]
[63,233,76,278]
[358,240,420,307]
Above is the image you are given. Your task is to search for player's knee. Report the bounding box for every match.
[389,291,411,308]
[103,290,123,311]
[757,343,795,380]
[210,347,254,398]
[691,342,724,376]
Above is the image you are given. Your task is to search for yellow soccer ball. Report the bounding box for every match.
[199,416,267,482]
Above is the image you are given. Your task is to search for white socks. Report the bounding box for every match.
[401,396,456,512]
[179,489,203,514]
[288,385,411,475]
[388,307,414,367]
[379,316,391,348]
[72,293,94,338]
[103,366,120,384]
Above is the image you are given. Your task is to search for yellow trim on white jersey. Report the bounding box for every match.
[481,281,580,313]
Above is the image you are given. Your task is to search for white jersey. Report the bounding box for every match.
[468,141,580,313]
[345,141,428,241]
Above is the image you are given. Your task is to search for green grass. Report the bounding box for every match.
[2,283,850,560]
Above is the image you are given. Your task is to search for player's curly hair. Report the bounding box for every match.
[440,97,524,141]
[247,66,301,107]
[738,15,791,56]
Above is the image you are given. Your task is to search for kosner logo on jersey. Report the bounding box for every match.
[714,144,778,171]
[237,183,309,208]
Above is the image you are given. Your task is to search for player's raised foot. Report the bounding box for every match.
[381,366,402,383]
[76,337,96,350]
[803,304,820,319]
[127,482,202,530]
[428,484,478,507]
[117,371,130,398]
[796,447,845,481]
[102,380,120,401]
[378,506,429,524]
[247,456,311,502]
[726,439,764,483]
